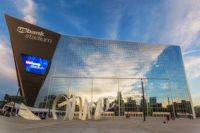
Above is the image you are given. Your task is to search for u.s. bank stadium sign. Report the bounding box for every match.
[17,26,53,44]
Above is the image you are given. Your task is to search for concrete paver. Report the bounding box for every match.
[0,116,199,133]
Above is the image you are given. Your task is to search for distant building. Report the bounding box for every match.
[149,97,157,105]
[194,106,200,117]
[3,94,26,104]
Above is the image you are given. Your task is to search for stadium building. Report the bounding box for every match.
[5,15,195,117]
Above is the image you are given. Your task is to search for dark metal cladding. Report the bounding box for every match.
[5,15,60,106]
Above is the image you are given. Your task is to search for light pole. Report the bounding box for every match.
[141,79,146,122]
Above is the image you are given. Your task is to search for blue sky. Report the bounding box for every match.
[0,0,200,105]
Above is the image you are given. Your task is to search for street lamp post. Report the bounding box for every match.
[141,79,146,122]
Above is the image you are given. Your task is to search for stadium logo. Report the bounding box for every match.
[16,26,52,44]
[17,26,44,36]
[25,60,42,69]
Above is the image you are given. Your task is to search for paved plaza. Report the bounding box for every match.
[0,116,200,133]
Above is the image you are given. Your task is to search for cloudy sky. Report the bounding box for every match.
[0,0,200,105]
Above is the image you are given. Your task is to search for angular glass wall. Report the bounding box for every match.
[35,35,193,117]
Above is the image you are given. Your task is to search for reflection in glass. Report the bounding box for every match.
[35,35,193,117]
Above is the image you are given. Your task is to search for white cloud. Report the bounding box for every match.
[0,36,17,80]
[160,0,200,51]
[13,0,37,24]
[0,35,18,99]
[184,55,200,79]
[183,50,200,56]
[62,14,90,34]
[192,92,200,106]
[103,2,127,39]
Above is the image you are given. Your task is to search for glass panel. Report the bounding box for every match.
[93,79,118,116]
[119,79,142,118]
[143,79,172,117]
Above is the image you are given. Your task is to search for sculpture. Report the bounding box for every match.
[18,103,41,120]
[52,93,116,121]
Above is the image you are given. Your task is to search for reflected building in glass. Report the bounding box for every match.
[35,35,194,117]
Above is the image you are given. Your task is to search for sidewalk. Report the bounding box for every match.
[0,116,199,133]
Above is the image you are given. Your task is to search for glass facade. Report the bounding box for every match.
[35,35,193,117]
